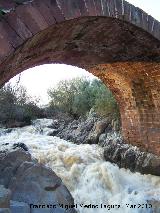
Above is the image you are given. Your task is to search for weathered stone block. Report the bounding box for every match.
[130,6,143,27]
[152,20,160,39]
[107,0,116,17]
[31,0,57,25]
[45,0,65,22]
[123,1,131,21]
[0,31,14,62]
[83,0,97,16]
[94,0,103,16]
[0,20,23,48]
[114,0,123,18]
[0,0,159,156]
[100,0,110,16]
[148,15,155,33]
[16,4,49,34]
[57,0,81,19]
[4,12,33,40]
[0,0,16,11]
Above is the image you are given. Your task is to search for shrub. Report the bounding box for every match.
[48,77,120,123]
[0,83,43,126]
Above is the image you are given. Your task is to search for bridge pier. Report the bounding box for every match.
[91,62,160,155]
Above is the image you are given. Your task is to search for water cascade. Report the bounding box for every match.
[0,119,160,213]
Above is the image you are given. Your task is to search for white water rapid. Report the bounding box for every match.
[0,119,160,213]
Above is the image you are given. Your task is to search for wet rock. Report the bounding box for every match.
[104,140,160,176]
[2,143,9,146]
[51,119,59,129]
[86,120,109,144]
[0,150,77,213]
[111,119,120,132]
[148,200,160,213]
[0,128,13,136]
[0,150,32,187]
[56,115,98,144]
[48,129,59,136]
[0,186,11,208]
[53,111,120,145]
[12,143,28,152]
[0,129,12,136]
[0,142,30,159]
[10,200,30,213]
[9,161,76,212]
[5,120,31,129]
[0,209,10,213]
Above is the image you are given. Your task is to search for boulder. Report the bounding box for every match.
[0,149,77,213]
[87,120,109,144]
[148,200,160,213]
[10,161,77,213]
[10,201,30,213]
[0,186,11,208]
[0,209,10,213]
[5,120,31,129]
[104,140,160,176]
[111,119,120,132]
[53,112,119,145]
[48,129,59,137]
[12,143,29,152]
[0,150,32,187]
[56,115,98,144]
[0,129,12,136]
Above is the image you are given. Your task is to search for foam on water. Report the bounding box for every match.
[0,119,160,213]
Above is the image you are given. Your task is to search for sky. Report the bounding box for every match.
[127,0,160,21]
[9,0,160,105]
[10,64,96,105]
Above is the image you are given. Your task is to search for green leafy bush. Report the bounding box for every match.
[48,77,120,122]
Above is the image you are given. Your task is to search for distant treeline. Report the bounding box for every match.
[0,84,43,127]
[0,77,120,127]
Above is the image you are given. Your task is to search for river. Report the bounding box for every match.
[0,119,160,213]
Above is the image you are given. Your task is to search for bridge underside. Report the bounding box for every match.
[0,17,160,155]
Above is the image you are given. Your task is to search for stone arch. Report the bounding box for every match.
[0,1,159,155]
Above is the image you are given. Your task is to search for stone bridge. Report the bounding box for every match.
[0,0,159,155]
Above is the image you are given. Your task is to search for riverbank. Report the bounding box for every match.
[43,113,160,177]
[0,119,160,213]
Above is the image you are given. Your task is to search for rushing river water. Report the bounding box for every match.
[0,119,160,213]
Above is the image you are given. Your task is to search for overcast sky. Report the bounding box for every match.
[10,65,95,105]
[9,0,160,105]
[127,0,160,21]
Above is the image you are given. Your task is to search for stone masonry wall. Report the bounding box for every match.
[0,1,159,155]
